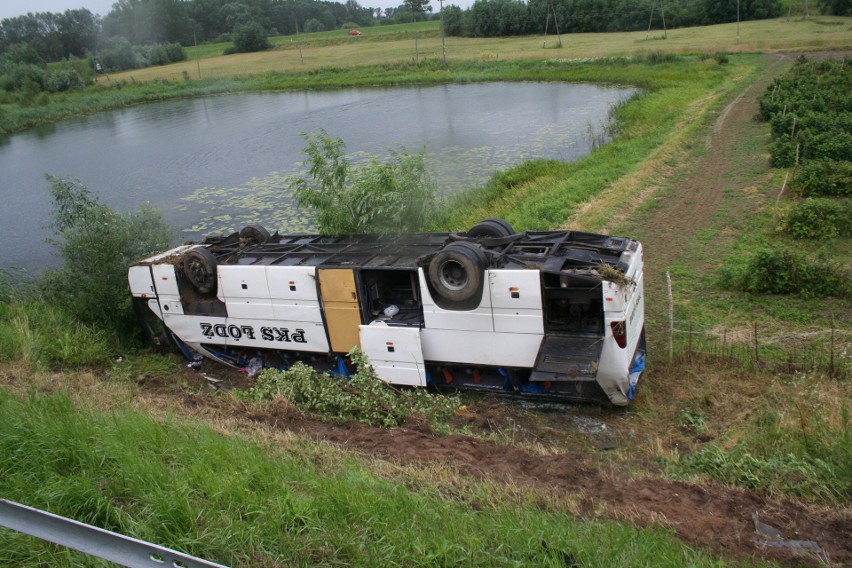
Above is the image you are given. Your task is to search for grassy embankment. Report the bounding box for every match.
[1,18,850,566]
[0,377,737,567]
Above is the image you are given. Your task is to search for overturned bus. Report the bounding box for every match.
[128,219,646,405]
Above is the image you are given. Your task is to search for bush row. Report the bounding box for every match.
[790,159,852,198]
[729,249,850,298]
[96,38,186,72]
[786,198,852,240]
[761,57,852,169]
[740,56,852,299]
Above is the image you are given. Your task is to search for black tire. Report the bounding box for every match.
[428,242,487,302]
[239,224,270,246]
[182,248,217,294]
[467,217,515,238]
[450,240,489,267]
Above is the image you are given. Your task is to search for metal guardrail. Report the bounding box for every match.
[0,499,229,568]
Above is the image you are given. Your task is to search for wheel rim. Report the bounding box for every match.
[439,259,468,291]
[187,259,209,287]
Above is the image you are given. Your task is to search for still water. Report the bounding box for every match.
[0,82,634,272]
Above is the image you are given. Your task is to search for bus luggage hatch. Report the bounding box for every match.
[318,268,362,353]
[359,324,426,387]
[530,335,602,382]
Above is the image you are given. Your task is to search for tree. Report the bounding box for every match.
[403,0,432,20]
[817,0,852,15]
[57,9,99,58]
[102,0,192,44]
[303,18,325,32]
[290,130,437,235]
[442,5,466,35]
[43,175,172,337]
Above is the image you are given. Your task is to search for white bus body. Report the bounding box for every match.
[129,220,646,405]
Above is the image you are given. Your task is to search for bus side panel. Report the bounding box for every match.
[489,270,544,334]
[161,313,329,353]
[359,324,426,387]
[421,329,543,368]
[418,269,494,332]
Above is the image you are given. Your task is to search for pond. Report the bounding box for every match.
[0,81,635,272]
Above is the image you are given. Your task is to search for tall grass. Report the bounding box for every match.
[673,392,851,503]
[0,387,738,567]
[0,300,110,368]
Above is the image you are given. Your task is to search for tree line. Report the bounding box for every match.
[442,0,846,38]
[0,0,434,66]
[1,0,848,72]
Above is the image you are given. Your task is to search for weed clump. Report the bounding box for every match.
[248,348,460,428]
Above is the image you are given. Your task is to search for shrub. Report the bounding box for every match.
[42,176,172,339]
[248,348,460,428]
[143,43,187,66]
[769,138,797,168]
[792,160,852,197]
[98,36,139,71]
[233,22,270,53]
[732,248,850,297]
[760,58,852,166]
[0,63,46,93]
[290,129,437,235]
[786,198,852,239]
[45,68,86,93]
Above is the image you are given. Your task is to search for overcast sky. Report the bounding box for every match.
[0,0,472,21]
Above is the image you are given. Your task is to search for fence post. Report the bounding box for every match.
[666,271,674,364]
[753,321,760,368]
[687,310,693,363]
[773,172,789,227]
[829,313,836,380]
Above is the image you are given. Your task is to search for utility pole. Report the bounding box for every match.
[551,0,562,47]
[543,0,561,48]
[736,0,740,44]
[439,0,446,64]
[294,16,304,64]
[803,0,810,19]
[193,31,201,79]
[646,2,655,40]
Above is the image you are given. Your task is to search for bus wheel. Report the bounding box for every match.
[467,217,514,238]
[428,242,487,302]
[182,249,217,294]
[239,224,270,246]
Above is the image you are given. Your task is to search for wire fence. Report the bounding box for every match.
[665,317,849,380]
